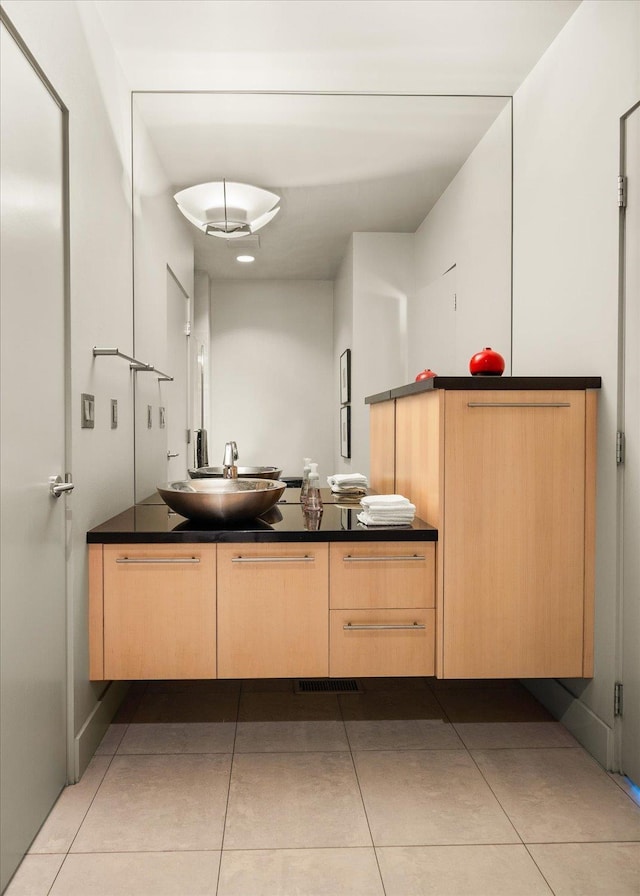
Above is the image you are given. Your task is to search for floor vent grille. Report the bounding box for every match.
[294,678,363,694]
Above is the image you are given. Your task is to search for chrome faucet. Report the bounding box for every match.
[222,441,238,479]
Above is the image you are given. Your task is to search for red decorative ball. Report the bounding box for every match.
[469,347,505,376]
[415,368,437,381]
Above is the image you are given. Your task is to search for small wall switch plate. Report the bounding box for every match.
[147,405,153,429]
[81,393,95,429]
[110,399,118,429]
[159,406,166,429]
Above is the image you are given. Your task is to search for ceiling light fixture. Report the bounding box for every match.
[236,255,255,263]
[173,180,280,239]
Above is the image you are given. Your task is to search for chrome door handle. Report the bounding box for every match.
[167,451,180,459]
[49,475,75,498]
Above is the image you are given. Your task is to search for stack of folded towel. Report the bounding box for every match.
[357,494,416,527]
[327,473,369,497]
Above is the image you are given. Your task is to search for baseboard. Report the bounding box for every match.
[73,681,130,782]
[522,678,615,770]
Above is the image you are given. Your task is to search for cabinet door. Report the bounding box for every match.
[217,543,329,678]
[103,544,216,680]
[330,609,435,677]
[369,399,395,494]
[330,542,435,609]
[442,390,587,678]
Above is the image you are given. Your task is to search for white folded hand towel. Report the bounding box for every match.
[357,511,414,527]
[361,494,412,510]
[328,473,369,486]
[357,493,416,527]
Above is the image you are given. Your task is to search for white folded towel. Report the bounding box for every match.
[360,495,413,510]
[357,511,414,527]
[358,494,415,527]
[327,473,369,494]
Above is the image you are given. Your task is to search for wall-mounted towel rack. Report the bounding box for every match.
[92,348,173,382]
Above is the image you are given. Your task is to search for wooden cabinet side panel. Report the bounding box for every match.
[582,390,598,676]
[217,543,329,678]
[329,542,435,608]
[442,390,587,678]
[88,544,104,680]
[103,544,217,680]
[369,400,396,494]
[395,391,442,527]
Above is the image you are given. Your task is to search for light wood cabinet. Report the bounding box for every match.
[96,543,216,680]
[217,543,329,678]
[369,399,396,495]
[374,386,597,679]
[329,541,435,676]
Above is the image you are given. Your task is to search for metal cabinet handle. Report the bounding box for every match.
[344,622,426,631]
[231,555,314,563]
[467,402,571,408]
[49,475,75,498]
[343,554,425,562]
[167,451,180,459]
[116,557,200,564]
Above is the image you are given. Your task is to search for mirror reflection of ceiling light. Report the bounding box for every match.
[173,180,280,239]
[236,255,255,263]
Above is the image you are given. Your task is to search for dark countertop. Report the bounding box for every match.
[87,500,438,544]
[366,375,602,404]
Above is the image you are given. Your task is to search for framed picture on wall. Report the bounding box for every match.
[340,405,351,459]
[340,349,351,404]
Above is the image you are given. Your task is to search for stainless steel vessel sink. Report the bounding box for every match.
[157,478,286,522]
[188,465,283,480]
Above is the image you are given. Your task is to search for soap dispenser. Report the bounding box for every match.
[300,457,312,505]
[305,463,323,512]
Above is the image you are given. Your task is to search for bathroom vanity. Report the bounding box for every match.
[88,376,600,684]
[87,501,437,682]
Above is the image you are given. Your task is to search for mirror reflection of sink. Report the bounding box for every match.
[188,465,283,480]
[157,478,286,522]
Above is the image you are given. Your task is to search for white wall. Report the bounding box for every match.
[210,279,334,479]
[411,103,512,376]
[1,0,135,772]
[350,233,414,476]
[333,239,354,473]
[512,0,640,765]
[132,104,194,500]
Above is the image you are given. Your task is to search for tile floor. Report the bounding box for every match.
[5,677,640,896]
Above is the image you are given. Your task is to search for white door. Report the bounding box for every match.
[165,267,190,479]
[621,101,640,787]
[0,16,69,891]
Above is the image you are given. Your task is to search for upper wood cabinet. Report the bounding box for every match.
[373,387,597,679]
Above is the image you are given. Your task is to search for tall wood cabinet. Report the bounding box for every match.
[371,382,598,679]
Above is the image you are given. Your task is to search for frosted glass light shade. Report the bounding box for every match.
[174,181,280,238]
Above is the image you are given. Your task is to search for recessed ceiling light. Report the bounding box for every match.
[236,254,255,263]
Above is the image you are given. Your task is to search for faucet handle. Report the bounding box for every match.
[223,440,238,466]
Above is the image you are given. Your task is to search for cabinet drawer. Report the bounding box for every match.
[330,541,435,609]
[330,608,435,677]
[103,544,216,680]
[217,543,329,678]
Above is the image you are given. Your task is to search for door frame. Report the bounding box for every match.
[0,8,73,782]
[615,99,640,785]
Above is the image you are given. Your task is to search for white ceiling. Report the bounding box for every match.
[93,0,582,280]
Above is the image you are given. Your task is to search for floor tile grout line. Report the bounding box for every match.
[215,685,241,896]
[464,746,528,849]
[521,843,557,895]
[338,690,388,896]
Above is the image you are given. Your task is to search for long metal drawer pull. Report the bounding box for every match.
[343,554,425,562]
[344,622,426,631]
[467,402,571,408]
[231,555,314,563]
[116,557,200,564]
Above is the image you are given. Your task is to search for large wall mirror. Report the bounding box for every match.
[132,92,512,501]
